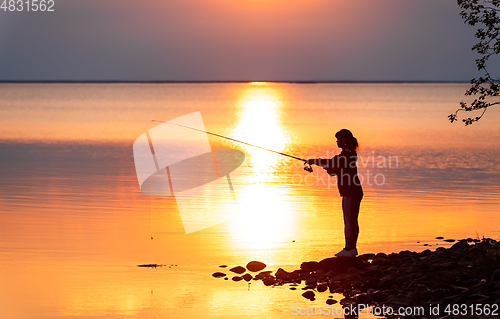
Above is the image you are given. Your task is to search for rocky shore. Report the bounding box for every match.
[212,238,500,318]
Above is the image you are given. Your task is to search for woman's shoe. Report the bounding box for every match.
[335,248,358,257]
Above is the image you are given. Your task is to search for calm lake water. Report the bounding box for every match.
[0,83,499,318]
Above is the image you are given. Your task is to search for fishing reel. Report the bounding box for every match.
[304,163,313,173]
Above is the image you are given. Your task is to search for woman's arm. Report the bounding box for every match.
[307,156,343,176]
[306,158,330,167]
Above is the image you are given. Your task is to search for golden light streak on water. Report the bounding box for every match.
[231,85,290,183]
[226,85,297,251]
[228,184,296,250]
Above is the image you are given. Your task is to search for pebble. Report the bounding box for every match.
[214,237,500,312]
[242,274,253,281]
[229,266,246,274]
[246,261,266,272]
[325,298,337,305]
[302,290,315,300]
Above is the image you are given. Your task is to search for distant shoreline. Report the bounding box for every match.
[0,80,470,84]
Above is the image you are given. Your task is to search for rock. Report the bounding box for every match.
[493,269,500,280]
[254,271,272,280]
[352,281,362,289]
[275,268,291,281]
[232,276,243,281]
[328,282,339,294]
[212,272,226,278]
[242,274,253,281]
[347,267,359,273]
[317,257,365,273]
[372,291,387,302]
[444,239,456,242]
[361,278,379,291]
[302,290,315,300]
[339,298,356,306]
[317,284,328,292]
[305,276,318,286]
[289,270,302,279]
[356,293,369,303]
[431,289,449,301]
[414,289,430,302]
[219,265,227,268]
[358,253,375,261]
[341,282,352,289]
[362,267,383,277]
[220,237,500,311]
[379,278,393,290]
[300,261,318,272]
[246,261,266,272]
[436,236,444,239]
[229,266,246,274]
[334,287,343,294]
[326,298,337,305]
[263,277,276,286]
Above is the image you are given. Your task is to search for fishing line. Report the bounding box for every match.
[151,119,313,172]
[150,196,153,240]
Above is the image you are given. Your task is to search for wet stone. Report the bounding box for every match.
[229,266,246,274]
[263,277,276,286]
[317,284,328,293]
[302,290,315,300]
[325,298,337,305]
[242,274,253,281]
[254,271,272,280]
[246,261,266,272]
[300,261,319,272]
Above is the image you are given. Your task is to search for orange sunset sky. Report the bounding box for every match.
[0,0,498,81]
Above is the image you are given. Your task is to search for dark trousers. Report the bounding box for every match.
[342,195,362,250]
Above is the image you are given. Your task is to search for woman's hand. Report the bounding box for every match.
[306,159,316,165]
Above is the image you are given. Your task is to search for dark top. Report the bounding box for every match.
[310,149,363,197]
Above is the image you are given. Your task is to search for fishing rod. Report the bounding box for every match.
[151,120,314,173]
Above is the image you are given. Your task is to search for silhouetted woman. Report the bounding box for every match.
[307,129,363,257]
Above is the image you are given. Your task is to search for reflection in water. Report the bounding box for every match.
[228,184,296,251]
[231,85,290,181]
[228,85,296,249]
[2,84,500,319]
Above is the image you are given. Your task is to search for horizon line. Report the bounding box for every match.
[0,80,471,84]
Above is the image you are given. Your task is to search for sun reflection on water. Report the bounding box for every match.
[228,85,297,250]
[231,86,290,182]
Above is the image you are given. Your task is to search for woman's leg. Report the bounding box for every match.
[342,195,362,250]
